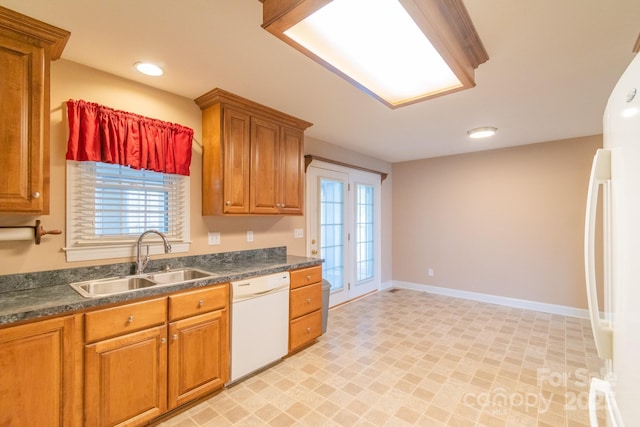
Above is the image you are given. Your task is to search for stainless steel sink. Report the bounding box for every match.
[70,276,157,298]
[69,268,217,298]
[147,268,213,284]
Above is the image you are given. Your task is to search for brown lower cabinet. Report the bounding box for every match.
[0,267,326,426]
[84,325,168,426]
[83,284,229,427]
[288,266,323,353]
[168,286,229,409]
[0,315,81,427]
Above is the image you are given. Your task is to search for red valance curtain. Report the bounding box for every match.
[66,99,194,176]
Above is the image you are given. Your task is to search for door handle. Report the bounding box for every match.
[584,148,613,359]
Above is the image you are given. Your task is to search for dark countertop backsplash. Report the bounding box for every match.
[0,247,322,326]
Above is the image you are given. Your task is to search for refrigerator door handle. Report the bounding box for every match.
[584,148,613,359]
[589,377,624,427]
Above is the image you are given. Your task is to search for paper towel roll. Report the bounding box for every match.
[0,228,34,241]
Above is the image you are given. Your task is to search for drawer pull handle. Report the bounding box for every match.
[127,316,134,323]
[198,300,204,307]
[172,334,178,341]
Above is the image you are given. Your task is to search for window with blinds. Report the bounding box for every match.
[66,160,190,262]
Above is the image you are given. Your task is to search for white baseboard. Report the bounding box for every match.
[380,280,394,291]
[391,280,589,319]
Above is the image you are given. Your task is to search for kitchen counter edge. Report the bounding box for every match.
[0,256,322,326]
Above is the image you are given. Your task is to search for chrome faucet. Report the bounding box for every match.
[136,230,172,274]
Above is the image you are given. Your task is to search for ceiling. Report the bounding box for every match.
[2,0,639,163]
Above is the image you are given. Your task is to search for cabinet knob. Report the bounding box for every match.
[226,200,231,206]
[198,300,204,307]
[127,315,134,323]
[306,327,311,333]
[306,275,311,281]
[306,298,311,304]
[172,334,178,341]
[32,191,40,199]
[161,338,166,344]
[311,250,318,255]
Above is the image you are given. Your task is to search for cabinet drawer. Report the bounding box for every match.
[85,298,167,343]
[289,310,322,352]
[169,284,229,321]
[290,265,322,289]
[290,282,322,319]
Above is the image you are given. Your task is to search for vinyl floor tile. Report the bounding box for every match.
[157,289,602,426]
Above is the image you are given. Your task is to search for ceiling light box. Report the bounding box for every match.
[259,0,489,108]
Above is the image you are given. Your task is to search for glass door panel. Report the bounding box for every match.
[320,178,345,292]
[356,184,374,282]
[307,163,380,307]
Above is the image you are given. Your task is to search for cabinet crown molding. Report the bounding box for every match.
[195,87,313,131]
[0,6,70,59]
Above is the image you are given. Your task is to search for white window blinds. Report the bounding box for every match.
[66,160,190,261]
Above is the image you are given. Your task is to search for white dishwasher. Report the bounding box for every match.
[228,271,290,384]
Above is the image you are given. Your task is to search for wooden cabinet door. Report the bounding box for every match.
[250,117,280,214]
[278,126,304,215]
[0,316,78,427]
[250,120,304,214]
[84,326,167,427]
[168,309,228,409]
[0,32,48,213]
[222,108,251,214]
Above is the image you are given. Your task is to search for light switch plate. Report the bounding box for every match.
[294,228,304,238]
[208,232,221,245]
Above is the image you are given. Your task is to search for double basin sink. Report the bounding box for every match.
[69,268,217,298]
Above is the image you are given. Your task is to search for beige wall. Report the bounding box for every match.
[0,60,394,279]
[0,60,305,274]
[0,59,593,312]
[392,135,602,309]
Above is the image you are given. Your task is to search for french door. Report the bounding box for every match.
[307,162,381,307]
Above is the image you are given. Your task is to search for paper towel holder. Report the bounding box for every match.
[0,220,62,244]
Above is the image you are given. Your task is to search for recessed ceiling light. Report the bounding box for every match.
[134,62,164,76]
[467,127,497,139]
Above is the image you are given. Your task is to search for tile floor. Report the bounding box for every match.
[157,289,604,426]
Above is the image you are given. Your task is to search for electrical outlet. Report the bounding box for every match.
[294,228,304,238]
[428,268,434,277]
[207,232,220,245]
[246,230,254,242]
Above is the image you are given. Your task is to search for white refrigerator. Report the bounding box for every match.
[584,52,640,426]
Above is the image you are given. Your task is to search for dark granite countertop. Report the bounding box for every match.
[0,247,322,326]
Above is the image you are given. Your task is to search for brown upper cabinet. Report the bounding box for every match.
[0,7,69,214]
[195,88,312,215]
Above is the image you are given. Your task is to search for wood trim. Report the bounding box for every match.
[259,0,488,108]
[304,155,389,183]
[261,0,330,31]
[194,87,313,131]
[0,6,70,59]
[634,32,640,53]
[432,0,489,68]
